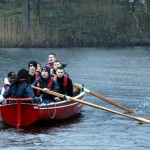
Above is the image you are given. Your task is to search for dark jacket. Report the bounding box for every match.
[3,80,34,99]
[30,72,39,84]
[32,75,59,101]
[56,75,73,97]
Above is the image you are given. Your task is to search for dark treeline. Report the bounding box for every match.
[0,0,149,48]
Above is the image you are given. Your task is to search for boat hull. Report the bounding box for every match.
[0,104,40,127]
[0,91,85,127]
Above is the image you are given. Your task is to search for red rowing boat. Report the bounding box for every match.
[0,90,85,128]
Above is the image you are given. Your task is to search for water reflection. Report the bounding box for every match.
[20,113,84,134]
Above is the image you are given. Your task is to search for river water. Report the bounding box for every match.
[0,47,150,150]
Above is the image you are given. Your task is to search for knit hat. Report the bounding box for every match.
[28,60,37,69]
[41,66,50,76]
[7,71,16,79]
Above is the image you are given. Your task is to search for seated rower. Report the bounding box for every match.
[51,59,62,77]
[32,65,60,104]
[1,68,34,104]
[51,59,69,77]
[55,66,73,100]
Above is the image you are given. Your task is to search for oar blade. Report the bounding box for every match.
[138,118,150,124]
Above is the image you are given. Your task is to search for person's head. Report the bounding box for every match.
[41,66,50,79]
[16,68,31,83]
[54,59,62,70]
[36,63,41,72]
[7,71,16,83]
[56,66,65,78]
[28,60,37,74]
[48,53,56,63]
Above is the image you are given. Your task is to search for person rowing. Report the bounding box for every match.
[32,65,60,104]
[51,59,69,77]
[55,66,73,98]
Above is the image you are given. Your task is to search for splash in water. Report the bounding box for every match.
[135,96,150,114]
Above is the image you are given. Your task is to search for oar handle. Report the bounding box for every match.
[32,86,63,98]
[73,83,134,113]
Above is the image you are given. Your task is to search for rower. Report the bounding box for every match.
[55,66,73,98]
[32,65,60,104]
[51,59,69,77]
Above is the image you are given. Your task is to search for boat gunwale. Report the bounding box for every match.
[38,90,85,108]
[0,91,85,108]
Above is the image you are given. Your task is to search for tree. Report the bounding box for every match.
[23,0,30,32]
[33,0,41,25]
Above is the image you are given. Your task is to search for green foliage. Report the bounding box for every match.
[0,0,6,3]
[0,0,149,47]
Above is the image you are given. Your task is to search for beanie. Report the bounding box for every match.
[41,66,50,76]
[28,60,37,69]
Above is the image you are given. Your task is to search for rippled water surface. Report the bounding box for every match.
[0,47,150,150]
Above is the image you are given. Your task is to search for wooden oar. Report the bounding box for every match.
[73,83,133,113]
[32,86,150,123]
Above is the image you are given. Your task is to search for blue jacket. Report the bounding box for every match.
[3,81,34,99]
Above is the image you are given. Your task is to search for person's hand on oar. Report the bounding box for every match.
[54,97,61,102]
[73,83,133,113]
[42,88,50,92]
[32,85,150,124]
[42,88,61,102]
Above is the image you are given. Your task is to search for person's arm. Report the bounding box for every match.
[1,87,5,95]
[3,86,11,98]
[51,80,61,101]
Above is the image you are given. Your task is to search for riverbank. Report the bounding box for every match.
[0,0,149,48]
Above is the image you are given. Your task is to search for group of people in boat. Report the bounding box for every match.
[0,53,73,104]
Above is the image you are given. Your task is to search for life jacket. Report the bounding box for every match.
[4,84,9,90]
[36,78,53,95]
[46,63,53,67]
[55,75,68,93]
[47,63,51,67]
[35,72,39,79]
